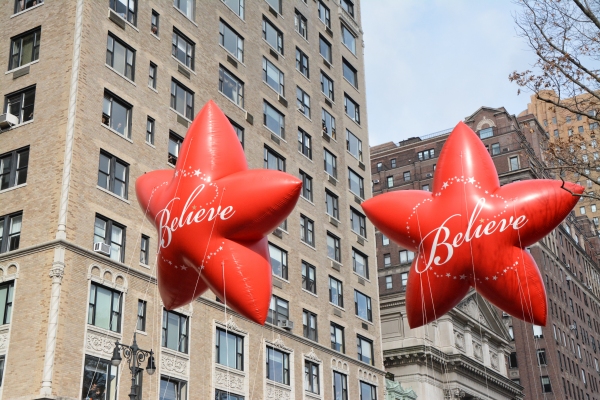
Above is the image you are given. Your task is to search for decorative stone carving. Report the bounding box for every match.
[490,352,499,370]
[88,264,127,291]
[305,348,322,363]
[215,369,244,391]
[456,296,489,327]
[444,388,468,399]
[358,368,378,384]
[473,343,483,360]
[266,383,291,400]
[454,331,465,350]
[86,331,118,356]
[0,333,8,351]
[476,116,496,131]
[161,353,188,376]
[331,357,349,372]
[268,335,293,353]
[217,316,248,335]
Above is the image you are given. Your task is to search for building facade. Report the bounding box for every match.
[0,0,385,399]
[370,107,563,399]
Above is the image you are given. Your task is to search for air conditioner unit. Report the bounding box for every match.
[279,319,294,330]
[0,113,18,129]
[94,242,111,256]
[373,180,380,184]
[570,324,577,330]
[426,173,433,178]
[566,276,572,281]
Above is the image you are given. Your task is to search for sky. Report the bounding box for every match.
[362,0,538,146]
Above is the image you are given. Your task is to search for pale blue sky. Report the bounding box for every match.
[362,1,537,145]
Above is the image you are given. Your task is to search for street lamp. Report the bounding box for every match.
[111,332,156,400]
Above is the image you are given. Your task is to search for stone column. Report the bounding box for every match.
[464,323,474,357]
[482,334,491,367]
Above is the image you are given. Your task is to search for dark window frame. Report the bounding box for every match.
[174,0,195,20]
[267,295,289,326]
[324,148,337,178]
[325,191,340,220]
[93,214,126,263]
[216,327,244,370]
[357,335,374,365]
[295,9,308,39]
[262,17,284,54]
[97,150,129,199]
[102,90,132,138]
[146,117,155,145]
[266,345,290,385]
[329,276,344,307]
[263,101,285,138]
[297,86,311,118]
[269,242,288,280]
[109,0,136,25]
[264,146,286,171]
[162,309,189,353]
[342,58,358,88]
[305,359,320,394]
[88,282,123,333]
[140,234,149,265]
[151,10,159,35]
[298,128,312,159]
[106,33,136,81]
[300,214,315,246]
[148,62,157,89]
[331,322,345,353]
[348,168,364,198]
[13,0,44,14]
[320,71,334,101]
[302,309,318,341]
[350,207,367,237]
[8,27,41,70]
[322,108,336,139]
[137,299,146,331]
[344,93,360,123]
[4,85,36,124]
[318,1,331,28]
[172,28,195,70]
[352,248,368,279]
[302,261,317,294]
[168,131,183,165]
[354,290,372,322]
[327,231,341,262]
[319,35,332,63]
[159,375,187,400]
[300,170,313,201]
[170,79,194,120]
[296,47,309,78]
[0,281,14,325]
[219,64,245,107]
[219,19,244,62]
[0,146,29,191]
[333,370,348,400]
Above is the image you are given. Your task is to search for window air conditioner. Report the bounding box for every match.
[566,276,572,281]
[373,180,380,184]
[0,113,18,129]
[570,324,577,330]
[279,319,294,330]
[426,173,433,178]
[94,242,111,256]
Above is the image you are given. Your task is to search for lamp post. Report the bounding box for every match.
[111,332,156,400]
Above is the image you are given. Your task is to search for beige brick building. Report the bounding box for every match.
[0,0,384,399]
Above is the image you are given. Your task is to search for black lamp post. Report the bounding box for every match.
[111,332,156,400]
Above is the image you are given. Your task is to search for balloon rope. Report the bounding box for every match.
[222,260,231,398]
[459,152,491,399]
[249,330,265,400]
[414,209,452,394]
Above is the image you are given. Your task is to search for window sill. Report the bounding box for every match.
[105,64,136,87]
[148,85,158,93]
[296,30,310,45]
[349,190,365,201]
[145,141,156,149]
[219,44,246,67]
[346,150,363,163]
[329,302,345,312]
[341,42,358,59]
[356,316,374,326]
[325,173,339,183]
[327,256,342,265]
[302,288,318,298]
[151,33,160,41]
[1,119,34,133]
[100,123,133,143]
[97,186,131,204]
[320,55,334,68]
[139,262,150,269]
[0,183,26,195]
[10,2,44,18]
[345,114,362,128]
[300,241,317,251]
[298,151,314,163]
[161,346,190,359]
[353,232,368,242]
[5,60,39,75]
[352,271,370,283]
[322,94,335,105]
[172,5,198,26]
[218,91,246,112]
[273,274,289,284]
[263,125,286,142]
[342,76,359,92]
[135,329,148,336]
[263,80,285,100]
[167,162,175,169]
[301,196,315,207]
[87,324,123,339]
[262,39,285,59]
[298,110,312,122]
[108,9,140,32]
[296,69,311,83]
[170,108,193,123]
[171,55,197,75]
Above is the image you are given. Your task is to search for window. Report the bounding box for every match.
[106,34,135,81]
[216,327,244,370]
[508,325,514,340]
[377,162,383,172]
[341,25,356,54]
[533,324,544,338]
[579,126,584,133]
[219,65,244,107]
[592,122,599,130]
[264,146,285,171]
[174,0,194,20]
[346,130,363,161]
[263,101,285,137]
[0,282,13,325]
[344,94,360,123]
[266,346,290,385]
[9,28,41,70]
[581,206,586,214]
[341,0,354,17]
[386,176,393,188]
[102,91,131,137]
[4,86,35,124]
[93,215,125,262]
[391,159,396,168]
[342,59,358,88]
[305,360,319,394]
[333,371,348,400]
[350,207,366,237]
[136,299,146,331]
[383,254,391,267]
[541,376,552,393]
[298,128,312,160]
[508,351,518,368]
[97,151,128,199]
[478,127,493,139]
[578,114,583,120]
[357,335,374,365]
[355,290,372,322]
[403,171,411,181]
[224,0,244,19]
[401,272,408,288]
[81,355,118,400]
[318,1,331,28]
[382,235,389,246]
[417,149,435,160]
[303,310,318,341]
[385,276,392,289]
[172,29,194,70]
[151,10,159,35]
[267,295,289,325]
[331,323,345,353]
[139,235,150,266]
[168,132,183,165]
[325,191,339,220]
[491,143,500,155]
[263,18,283,54]
[146,117,155,145]
[302,261,317,294]
[360,381,377,400]
[162,309,188,353]
[329,276,343,307]
[321,71,334,100]
[353,248,368,278]
[228,119,244,146]
[327,232,341,261]
[0,147,28,190]
[297,87,311,118]
[509,156,519,171]
[215,390,243,400]
[295,9,308,39]
[148,62,157,89]
[263,58,284,96]
[300,214,315,246]
[219,20,244,61]
[110,0,136,24]
[160,376,187,400]
[13,0,44,14]
[537,349,547,366]
[319,35,332,63]
[269,243,288,280]
[324,148,337,178]
[348,169,364,198]
[170,79,194,120]
[399,250,414,264]
[300,170,313,201]
[296,47,309,78]
[88,283,122,332]
[322,109,336,139]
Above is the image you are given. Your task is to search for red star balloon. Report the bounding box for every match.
[363,122,582,328]
[136,100,301,324]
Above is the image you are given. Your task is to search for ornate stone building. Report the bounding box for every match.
[0,0,384,399]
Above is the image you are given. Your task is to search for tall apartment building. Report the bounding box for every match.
[523,91,600,227]
[370,107,568,399]
[0,0,385,399]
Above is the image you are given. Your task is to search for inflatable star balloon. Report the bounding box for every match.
[136,100,301,324]
[362,122,582,328]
